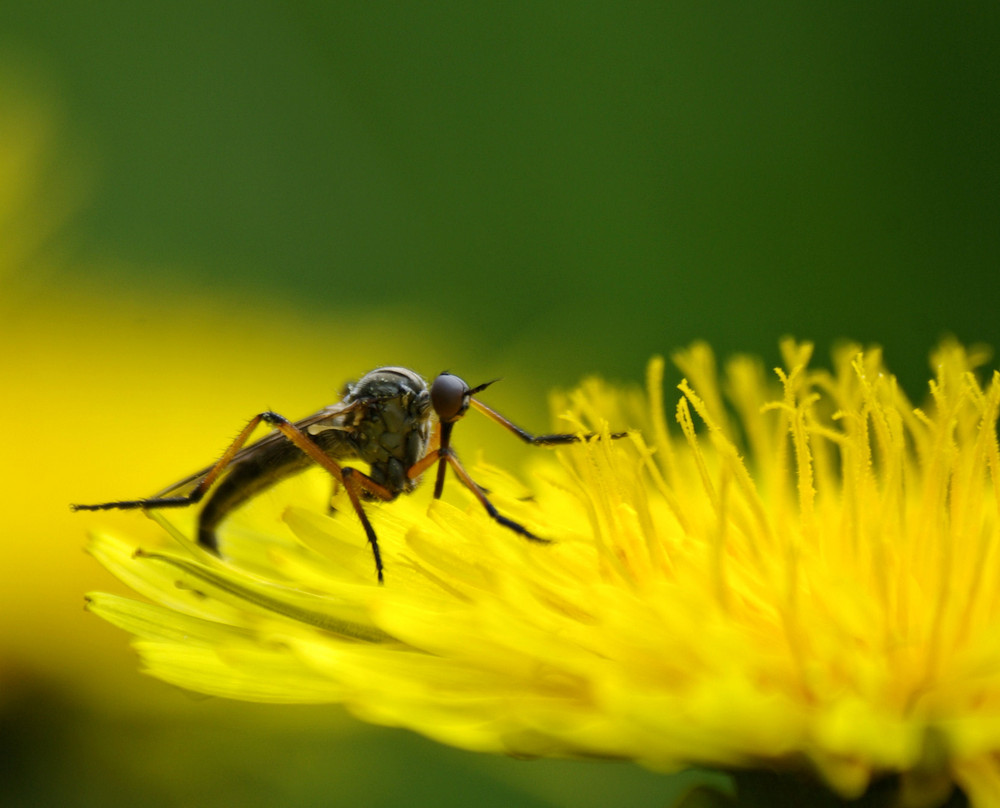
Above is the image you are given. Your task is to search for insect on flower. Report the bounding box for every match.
[73,367,626,582]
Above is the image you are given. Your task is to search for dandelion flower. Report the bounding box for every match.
[86,341,1000,807]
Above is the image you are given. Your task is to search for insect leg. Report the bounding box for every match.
[340,468,385,583]
[71,412,277,517]
[405,421,454,498]
[247,413,395,582]
[252,413,389,497]
[73,411,396,580]
[469,399,628,445]
[444,450,550,543]
[407,445,550,544]
[432,421,454,497]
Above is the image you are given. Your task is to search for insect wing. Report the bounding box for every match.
[152,398,369,498]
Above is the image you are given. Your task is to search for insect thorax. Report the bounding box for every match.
[343,367,433,498]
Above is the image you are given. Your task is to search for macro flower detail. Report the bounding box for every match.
[86,341,999,807]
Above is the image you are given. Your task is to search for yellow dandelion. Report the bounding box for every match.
[85,341,999,808]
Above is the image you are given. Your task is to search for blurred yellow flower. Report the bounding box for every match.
[86,341,999,807]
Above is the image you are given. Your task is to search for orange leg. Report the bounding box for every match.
[74,410,395,582]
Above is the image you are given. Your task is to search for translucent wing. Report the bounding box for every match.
[152,398,368,498]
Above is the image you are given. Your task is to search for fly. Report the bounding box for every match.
[73,367,625,582]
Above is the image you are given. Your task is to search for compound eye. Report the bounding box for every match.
[431,372,470,422]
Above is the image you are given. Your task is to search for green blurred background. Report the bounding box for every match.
[2,3,997,806]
